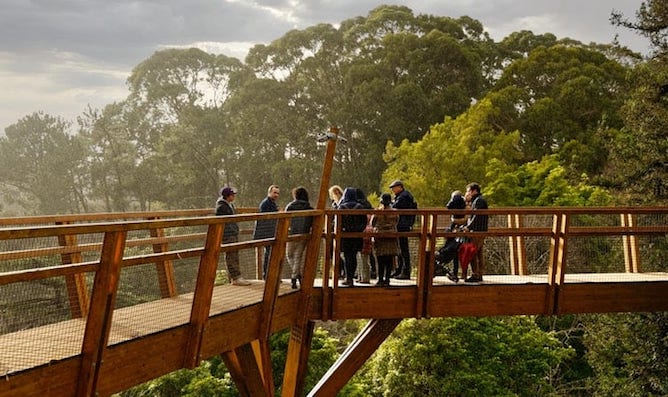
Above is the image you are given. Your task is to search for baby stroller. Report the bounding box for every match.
[434,191,468,282]
[434,235,461,281]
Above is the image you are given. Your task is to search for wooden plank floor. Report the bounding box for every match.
[2,273,667,376]
[0,280,293,376]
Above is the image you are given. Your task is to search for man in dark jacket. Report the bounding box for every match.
[215,186,250,286]
[463,182,489,283]
[389,180,417,279]
[337,187,366,286]
[253,185,280,279]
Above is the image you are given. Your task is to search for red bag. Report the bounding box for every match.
[458,242,478,277]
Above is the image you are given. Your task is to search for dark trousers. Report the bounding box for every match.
[261,245,271,279]
[396,236,411,276]
[343,249,359,281]
[377,255,394,282]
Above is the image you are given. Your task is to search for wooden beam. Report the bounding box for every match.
[281,319,315,397]
[57,221,89,319]
[76,230,126,397]
[308,319,401,396]
[183,223,224,368]
[221,343,267,397]
[148,219,177,298]
[621,213,641,273]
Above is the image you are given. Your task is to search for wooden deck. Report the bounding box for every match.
[3,272,668,378]
[0,280,294,377]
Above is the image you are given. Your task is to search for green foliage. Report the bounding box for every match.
[382,98,523,205]
[584,313,668,396]
[360,317,574,396]
[0,112,87,214]
[486,155,613,206]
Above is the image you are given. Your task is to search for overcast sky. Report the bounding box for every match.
[0,0,649,132]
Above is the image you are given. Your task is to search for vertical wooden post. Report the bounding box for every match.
[621,213,641,273]
[148,218,177,298]
[76,230,126,397]
[57,221,89,319]
[183,223,224,369]
[507,214,527,275]
[416,212,434,319]
[282,126,338,397]
[547,212,568,315]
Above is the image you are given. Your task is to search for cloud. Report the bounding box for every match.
[0,0,652,131]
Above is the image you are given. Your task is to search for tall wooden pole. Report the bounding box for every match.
[281,126,339,396]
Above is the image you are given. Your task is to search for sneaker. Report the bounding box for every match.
[395,273,410,280]
[341,279,354,286]
[464,276,482,283]
[447,274,459,283]
[232,277,251,286]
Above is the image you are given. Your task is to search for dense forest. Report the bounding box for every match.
[1,1,667,396]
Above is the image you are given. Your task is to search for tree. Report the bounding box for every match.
[244,6,495,193]
[584,313,668,396]
[0,112,87,214]
[124,48,249,208]
[493,43,629,176]
[381,97,523,206]
[361,317,574,396]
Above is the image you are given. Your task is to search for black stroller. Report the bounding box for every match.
[434,235,461,281]
[434,191,467,282]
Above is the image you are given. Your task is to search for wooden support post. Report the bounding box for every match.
[507,214,527,275]
[547,213,568,315]
[76,230,126,397]
[183,223,224,369]
[254,216,291,397]
[282,126,338,396]
[621,213,641,273]
[56,221,89,319]
[321,212,334,321]
[418,213,436,319]
[308,319,402,397]
[221,343,267,397]
[148,219,177,298]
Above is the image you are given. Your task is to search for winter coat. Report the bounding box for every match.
[215,197,239,242]
[253,196,279,239]
[371,208,399,257]
[285,199,314,235]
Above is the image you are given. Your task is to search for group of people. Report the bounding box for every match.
[215,184,314,288]
[214,179,488,288]
[437,183,489,283]
[330,180,488,286]
[328,180,419,287]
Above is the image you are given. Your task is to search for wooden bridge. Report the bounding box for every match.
[1,132,667,396]
[1,204,667,396]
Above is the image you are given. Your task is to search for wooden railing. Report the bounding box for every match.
[0,206,667,396]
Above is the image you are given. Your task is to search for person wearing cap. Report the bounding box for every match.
[215,186,251,286]
[371,193,399,286]
[462,182,489,283]
[253,185,280,280]
[389,180,417,279]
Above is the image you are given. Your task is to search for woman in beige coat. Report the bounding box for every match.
[371,193,399,286]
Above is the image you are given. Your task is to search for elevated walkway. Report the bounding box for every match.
[1,206,667,396]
